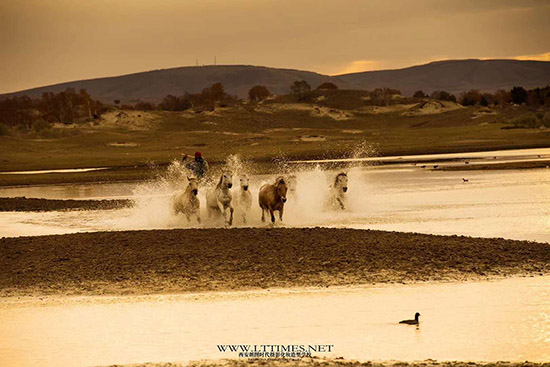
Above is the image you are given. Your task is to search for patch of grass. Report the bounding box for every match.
[0,123,10,136]
[504,111,550,129]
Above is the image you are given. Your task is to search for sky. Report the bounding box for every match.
[0,0,549,93]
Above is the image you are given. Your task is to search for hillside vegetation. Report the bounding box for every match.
[1,88,549,178]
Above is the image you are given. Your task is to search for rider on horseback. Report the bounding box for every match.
[184,151,209,179]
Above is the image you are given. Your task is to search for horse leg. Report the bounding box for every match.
[261,207,266,222]
[279,206,284,222]
[185,213,191,224]
[218,202,227,225]
[196,211,201,224]
[228,204,234,226]
[269,208,275,223]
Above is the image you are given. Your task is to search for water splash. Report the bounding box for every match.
[103,156,375,230]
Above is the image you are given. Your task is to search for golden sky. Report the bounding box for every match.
[0,0,549,93]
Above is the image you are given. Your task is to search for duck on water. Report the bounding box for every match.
[399,312,421,325]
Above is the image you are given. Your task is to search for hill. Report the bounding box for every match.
[0,65,350,103]
[338,59,550,96]
[1,59,549,103]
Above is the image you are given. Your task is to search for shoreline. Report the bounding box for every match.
[0,197,133,212]
[2,228,549,298]
[99,359,550,367]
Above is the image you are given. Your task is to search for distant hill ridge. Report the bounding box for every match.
[2,59,549,103]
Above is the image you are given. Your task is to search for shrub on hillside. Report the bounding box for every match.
[430,90,457,102]
[317,82,338,90]
[507,113,540,129]
[248,85,271,101]
[31,119,52,132]
[510,86,528,105]
[290,80,311,100]
[0,123,10,136]
[459,90,482,106]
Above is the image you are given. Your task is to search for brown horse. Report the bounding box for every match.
[259,176,288,223]
[173,177,201,224]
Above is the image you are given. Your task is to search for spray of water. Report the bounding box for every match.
[92,148,380,231]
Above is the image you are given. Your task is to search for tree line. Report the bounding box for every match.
[0,88,104,131]
[1,81,549,133]
[413,85,550,108]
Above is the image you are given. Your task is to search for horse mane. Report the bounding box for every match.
[334,172,347,186]
[275,176,286,185]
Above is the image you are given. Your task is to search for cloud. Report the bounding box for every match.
[514,52,550,61]
[328,60,384,75]
[325,56,452,75]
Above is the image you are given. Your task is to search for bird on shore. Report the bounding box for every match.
[462,178,469,183]
[399,312,421,325]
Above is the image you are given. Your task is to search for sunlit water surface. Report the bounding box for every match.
[0,276,548,367]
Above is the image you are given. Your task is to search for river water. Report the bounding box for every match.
[0,276,548,367]
[1,149,549,241]
[1,149,550,367]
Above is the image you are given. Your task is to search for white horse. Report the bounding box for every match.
[206,170,234,225]
[326,172,348,210]
[287,174,297,197]
[173,177,201,224]
[234,174,252,224]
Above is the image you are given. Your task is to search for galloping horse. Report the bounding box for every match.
[287,174,297,197]
[259,176,288,223]
[326,172,348,210]
[206,170,234,225]
[234,174,252,224]
[173,177,201,224]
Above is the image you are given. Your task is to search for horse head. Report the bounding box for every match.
[275,176,288,203]
[218,171,233,189]
[287,174,297,194]
[335,172,348,193]
[239,174,250,191]
[187,176,199,196]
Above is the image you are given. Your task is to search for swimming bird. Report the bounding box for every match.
[399,312,420,325]
[433,165,439,169]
